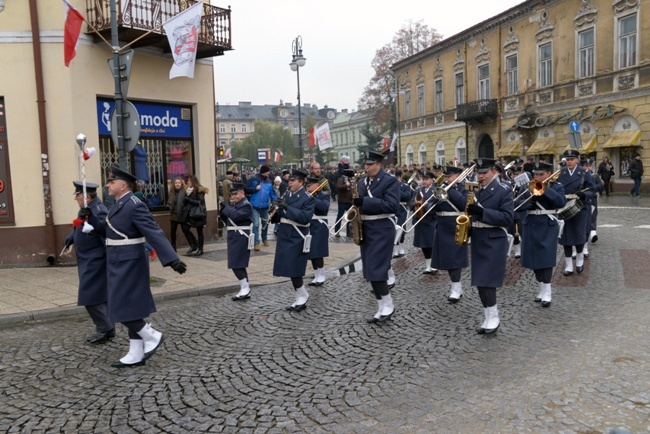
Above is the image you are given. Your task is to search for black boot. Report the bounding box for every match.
[185,245,197,255]
[194,249,203,257]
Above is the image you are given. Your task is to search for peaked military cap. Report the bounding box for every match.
[289,169,308,180]
[73,180,99,195]
[532,162,553,174]
[107,165,138,184]
[562,149,580,159]
[230,182,245,192]
[364,150,385,164]
[474,158,497,173]
[442,166,464,176]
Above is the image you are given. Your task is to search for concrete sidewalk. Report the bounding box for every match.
[0,219,361,326]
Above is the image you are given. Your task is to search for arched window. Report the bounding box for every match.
[418,143,427,165]
[455,138,467,164]
[436,140,445,166]
[405,144,414,166]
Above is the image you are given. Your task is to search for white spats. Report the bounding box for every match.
[120,339,144,364]
[236,278,251,298]
[541,283,552,303]
[576,252,585,268]
[387,268,396,286]
[512,243,521,258]
[564,257,574,273]
[137,323,163,355]
[380,293,394,317]
[485,305,500,330]
[449,282,463,301]
[294,286,309,307]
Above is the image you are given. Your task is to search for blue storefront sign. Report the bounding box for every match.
[96,99,192,138]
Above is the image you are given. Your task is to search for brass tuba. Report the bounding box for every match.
[455,192,474,245]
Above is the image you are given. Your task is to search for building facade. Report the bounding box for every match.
[329,109,378,166]
[392,0,646,190]
[0,0,231,264]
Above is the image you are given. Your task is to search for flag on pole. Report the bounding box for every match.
[163,2,203,79]
[274,150,283,163]
[224,147,232,159]
[389,132,398,152]
[315,123,333,151]
[63,0,84,67]
[308,128,316,147]
[381,136,389,151]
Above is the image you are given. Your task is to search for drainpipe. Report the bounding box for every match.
[497,23,503,158]
[29,0,56,264]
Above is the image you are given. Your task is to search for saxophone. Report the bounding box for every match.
[347,172,365,246]
[454,192,474,246]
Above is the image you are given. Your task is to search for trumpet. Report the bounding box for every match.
[306,179,330,196]
[513,169,561,212]
[401,163,477,233]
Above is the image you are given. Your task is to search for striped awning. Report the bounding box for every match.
[526,137,556,155]
[603,130,641,148]
[564,133,598,154]
[496,140,522,157]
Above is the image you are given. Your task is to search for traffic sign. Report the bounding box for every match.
[110,100,140,152]
[107,50,134,99]
[569,121,580,132]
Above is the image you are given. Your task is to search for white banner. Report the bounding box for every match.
[163,2,203,79]
[315,122,333,151]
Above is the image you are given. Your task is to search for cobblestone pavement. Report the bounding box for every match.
[1,200,649,433]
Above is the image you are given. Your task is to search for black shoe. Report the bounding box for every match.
[534,297,542,303]
[484,324,500,334]
[591,235,598,243]
[193,249,204,257]
[308,281,324,287]
[106,328,116,339]
[541,300,551,308]
[584,254,589,259]
[232,293,251,301]
[366,316,380,324]
[378,309,394,322]
[185,246,197,255]
[286,303,307,312]
[576,265,584,274]
[111,360,146,368]
[448,295,462,303]
[563,270,574,276]
[86,331,113,345]
[387,283,395,290]
[514,255,521,259]
[477,327,487,335]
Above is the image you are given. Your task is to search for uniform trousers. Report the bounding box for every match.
[370,281,389,300]
[122,319,146,339]
[477,286,497,308]
[85,303,113,333]
[233,268,248,280]
[533,268,553,284]
[421,247,432,260]
[311,258,324,269]
[564,245,583,256]
[448,269,461,283]
[291,277,304,289]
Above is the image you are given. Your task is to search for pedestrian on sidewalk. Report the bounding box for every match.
[63,181,114,345]
[629,153,644,198]
[168,177,193,252]
[220,182,254,301]
[273,169,315,311]
[245,165,278,251]
[182,175,209,256]
[104,166,187,368]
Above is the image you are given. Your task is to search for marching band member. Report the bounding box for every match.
[220,182,254,301]
[510,163,528,258]
[306,176,330,287]
[557,149,596,276]
[581,158,603,258]
[355,151,400,324]
[466,158,514,334]
[273,169,315,311]
[393,170,412,258]
[519,162,566,307]
[410,170,437,274]
[431,166,470,302]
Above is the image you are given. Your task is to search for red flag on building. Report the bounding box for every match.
[63,0,84,67]
[308,128,316,147]
[381,136,390,151]
[274,150,283,163]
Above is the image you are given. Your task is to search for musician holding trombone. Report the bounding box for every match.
[557,149,597,276]
[465,158,514,334]
[410,170,438,274]
[517,162,566,307]
[306,176,331,287]
[430,165,471,303]
[393,170,413,258]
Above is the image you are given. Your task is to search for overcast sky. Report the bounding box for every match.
[213,1,524,112]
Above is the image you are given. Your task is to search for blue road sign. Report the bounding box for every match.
[569,121,580,132]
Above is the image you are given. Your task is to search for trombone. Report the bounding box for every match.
[306,179,330,196]
[329,172,366,235]
[405,171,420,191]
[401,163,476,233]
[513,169,561,212]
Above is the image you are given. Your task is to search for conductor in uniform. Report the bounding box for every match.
[466,158,514,334]
[64,181,114,344]
[519,162,566,307]
[557,149,596,276]
[355,151,400,323]
[430,166,470,302]
[273,169,316,311]
[220,182,254,301]
[306,176,330,287]
[104,166,187,368]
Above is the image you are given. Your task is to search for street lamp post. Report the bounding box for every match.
[290,36,306,169]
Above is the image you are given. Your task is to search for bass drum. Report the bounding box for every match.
[558,198,582,220]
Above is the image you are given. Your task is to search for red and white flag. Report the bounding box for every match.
[389,132,398,152]
[63,0,84,67]
[224,147,232,159]
[274,150,283,163]
[163,2,203,79]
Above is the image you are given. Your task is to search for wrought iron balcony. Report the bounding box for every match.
[85,0,232,59]
[455,99,498,123]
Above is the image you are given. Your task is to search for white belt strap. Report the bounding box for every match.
[227,225,253,230]
[106,237,145,246]
[280,217,312,253]
[361,213,395,221]
[528,210,557,215]
[471,222,503,229]
[437,211,463,217]
[228,219,254,250]
[280,217,309,227]
[311,215,329,226]
[105,215,128,239]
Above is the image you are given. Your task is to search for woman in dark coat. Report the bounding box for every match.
[597,156,614,197]
[168,177,193,251]
[220,182,254,300]
[183,175,209,256]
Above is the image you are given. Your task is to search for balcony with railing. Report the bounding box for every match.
[85,0,232,59]
[455,99,498,123]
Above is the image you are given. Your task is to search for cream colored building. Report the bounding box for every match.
[392,0,646,189]
[0,0,232,264]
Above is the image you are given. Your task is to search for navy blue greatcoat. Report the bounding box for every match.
[105,192,179,323]
[410,186,436,248]
[273,187,315,278]
[65,196,109,306]
[520,182,566,269]
[470,177,514,288]
[220,198,253,269]
[307,191,330,260]
[431,185,469,270]
[557,166,596,246]
[357,168,400,281]
[509,184,527,238]
[396,182,412,227]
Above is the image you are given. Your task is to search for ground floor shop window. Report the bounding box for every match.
[618,147,636,178]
